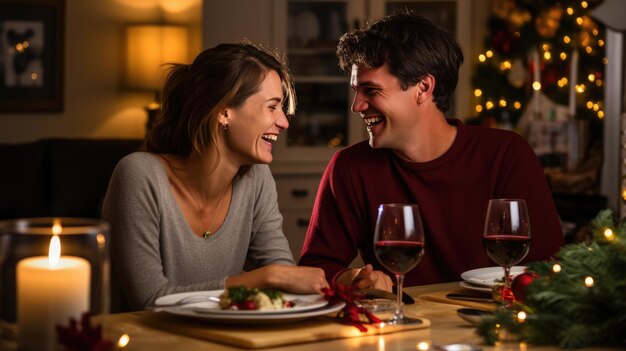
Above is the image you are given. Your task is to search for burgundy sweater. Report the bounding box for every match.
[299,120,564,286]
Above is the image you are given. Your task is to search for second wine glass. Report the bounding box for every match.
[373,204,425,325]
[483,199,531,305]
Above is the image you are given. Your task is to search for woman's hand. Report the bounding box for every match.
[225,265,329,294]
[335,264,393,291]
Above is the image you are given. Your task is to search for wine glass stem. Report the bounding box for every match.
[502,266,513,306]
[394,273,404,321]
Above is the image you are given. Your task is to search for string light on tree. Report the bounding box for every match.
[470,0,605,127]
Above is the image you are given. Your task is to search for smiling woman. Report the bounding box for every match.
[101,42,328,312]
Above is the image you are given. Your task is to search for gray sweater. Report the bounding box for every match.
[102,152,295,310]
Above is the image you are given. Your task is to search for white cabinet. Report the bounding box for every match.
[274,174,321,261]
[271,0,368,168]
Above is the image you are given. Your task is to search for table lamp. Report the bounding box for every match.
[124,24,189,132]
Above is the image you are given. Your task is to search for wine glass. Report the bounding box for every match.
[483,199,531,305]
[373,204,425,325]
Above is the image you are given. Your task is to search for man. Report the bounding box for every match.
[299,12,564,290]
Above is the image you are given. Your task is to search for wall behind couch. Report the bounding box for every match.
[0,0,202,143]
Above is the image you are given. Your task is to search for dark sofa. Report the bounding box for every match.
[0,138,143,220]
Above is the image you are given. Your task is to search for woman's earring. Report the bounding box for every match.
[222,123,229,132]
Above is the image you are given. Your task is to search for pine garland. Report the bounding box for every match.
[477,209,626,349]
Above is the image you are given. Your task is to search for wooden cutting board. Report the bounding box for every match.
[139,311,430,349]
[419,288,497,311]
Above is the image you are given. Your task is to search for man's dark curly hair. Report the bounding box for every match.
[336,11,463,113]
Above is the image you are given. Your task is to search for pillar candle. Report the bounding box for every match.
[17,236,91,351]
[568,49,579,117]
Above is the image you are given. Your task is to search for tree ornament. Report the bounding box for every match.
[535,5,563,38]
[491,0,515,19]
[510,271,538,303]
[508,8,531,30]
[507,59,526,88]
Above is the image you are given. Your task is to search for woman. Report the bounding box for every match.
[102,43,328,312]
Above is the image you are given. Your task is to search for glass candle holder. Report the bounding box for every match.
[0,217,110,351]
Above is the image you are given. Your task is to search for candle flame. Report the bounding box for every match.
[117,333,130,348]
[52,218,62,235]
[49,235,61,267]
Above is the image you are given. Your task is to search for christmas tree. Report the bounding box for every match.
[469,0,606,133]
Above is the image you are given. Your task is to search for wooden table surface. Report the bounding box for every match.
[89,282,609,351]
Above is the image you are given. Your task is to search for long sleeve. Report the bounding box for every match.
[299,121,564,286]
[102,154,294,311]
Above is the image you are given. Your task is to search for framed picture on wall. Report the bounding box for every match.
[0,0,64,112]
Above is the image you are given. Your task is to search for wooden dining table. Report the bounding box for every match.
[85,282,611,351]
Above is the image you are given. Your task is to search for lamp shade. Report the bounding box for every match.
[125,25,189,90]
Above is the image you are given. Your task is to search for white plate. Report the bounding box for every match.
[458,281,492,293]
[460,266,527,287]
[154,300,345,324]
[154,290,328,315]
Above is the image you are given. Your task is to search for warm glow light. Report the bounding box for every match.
[560,52,567,60]
[125,25,189,90]
[417,341,430,350]
[543,52,551,60]
[602,57,608,65]
[30,72,38,81]
[576,84,585,93]
[598,39,604,47]
[595,80,602,87]
[581,1,588,8]
[486,50,494,58]
[517,311,527,322]
[476,105,483,113]
[597,111,604,118]
[586,101,593,109]
[499,61,512,70]
[377,335,385,351]
[532,82,541,91]
[564,36,571,44]
[576,17,583,25]
[513,101,521,109]
[622,189,626,201]
[499,99,507,107]
[552,263,562,273]
[585,276,594,287]
[97,233,106,248]
[587,74,595,82]
[593,29,599,36]
[558,77,568,87]
[52,218,62,235]
[49,235,61,267]
[592,103,599,111]
[474,89,482,97]
[118,333,130,348]
[566,7,574,15]
[478,54,486,62]
[603,228,614,240]
[486,101,494,110]
[585,46,592,54]
[542,43,550,51]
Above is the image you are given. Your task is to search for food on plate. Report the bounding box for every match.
[218,286,294,311]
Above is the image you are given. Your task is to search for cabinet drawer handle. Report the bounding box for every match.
[291,189,309,198]
[296,218,310,227]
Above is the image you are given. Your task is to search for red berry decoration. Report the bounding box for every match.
[511,271,538,303]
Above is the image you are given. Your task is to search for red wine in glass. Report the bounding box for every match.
[483,235,530,267]
[483,199,531,306]
[374,241,424,274]
[374,204,425,325]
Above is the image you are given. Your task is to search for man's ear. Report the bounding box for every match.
[416,75,435,104]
